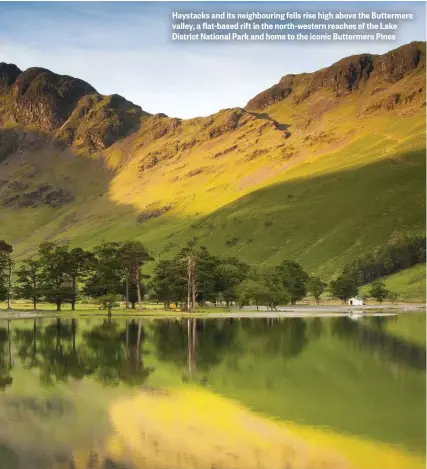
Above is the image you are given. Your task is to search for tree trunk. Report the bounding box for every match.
[191,257,197,312]
[187,258,191,312]
[191,280,196,311]
[135,267,142,311]
[131,302,136,309]
[7,260,13,310]
[33,276,37,311]
[56,301,61,312]
[71,276,77,311]
[125,273,129,309]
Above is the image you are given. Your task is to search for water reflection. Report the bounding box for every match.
[0,314,425,469]
[0,324,12,389]
[13,318,154,386]
[331,317,426,370]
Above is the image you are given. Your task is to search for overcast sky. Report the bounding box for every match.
[0,2,425,118]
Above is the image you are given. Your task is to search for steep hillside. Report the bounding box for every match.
[0,42,425,280]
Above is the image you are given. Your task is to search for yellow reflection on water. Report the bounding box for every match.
[92,386,424,469]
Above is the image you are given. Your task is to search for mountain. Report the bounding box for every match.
[0,42,425,281]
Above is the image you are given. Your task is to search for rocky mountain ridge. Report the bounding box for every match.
[0,64,149,154]
[245,41,425,111]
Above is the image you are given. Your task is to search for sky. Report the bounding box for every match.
[0,1,425,118]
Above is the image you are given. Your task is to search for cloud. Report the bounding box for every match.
[0,2,425,118]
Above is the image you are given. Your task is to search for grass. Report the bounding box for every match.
[360,264,426,302]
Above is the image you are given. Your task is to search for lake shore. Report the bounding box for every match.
[0,303,424,320]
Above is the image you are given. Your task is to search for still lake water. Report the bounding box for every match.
[0,313,425,469]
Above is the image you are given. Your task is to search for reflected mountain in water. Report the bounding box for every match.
[0,314,425,469]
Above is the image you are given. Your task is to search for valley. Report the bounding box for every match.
[0,41,425,293]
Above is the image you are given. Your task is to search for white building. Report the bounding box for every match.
[348,297,364,306]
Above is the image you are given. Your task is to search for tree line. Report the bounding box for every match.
[329,236,425,303]
[342,236,425,285]
[0,237,411,312]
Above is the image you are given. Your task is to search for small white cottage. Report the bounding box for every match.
[348,297,364,306]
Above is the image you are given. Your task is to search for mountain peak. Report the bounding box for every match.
[245,41,425,111]
[0,65,150,153]
[0,62,21,91]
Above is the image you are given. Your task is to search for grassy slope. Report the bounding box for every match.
[360,264,426,301]
[0,57,425,284]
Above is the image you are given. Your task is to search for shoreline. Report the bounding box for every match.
[0,303,424,321]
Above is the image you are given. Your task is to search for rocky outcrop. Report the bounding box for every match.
[246,41,425,111]
[57,93,147,153]
[0,63,21,91]
[0,64,149,153]
[0,181,74,208]
[8,67,97,130]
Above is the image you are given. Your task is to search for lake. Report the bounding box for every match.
[0,313,425,469]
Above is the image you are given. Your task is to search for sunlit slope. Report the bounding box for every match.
[0,43,425,280]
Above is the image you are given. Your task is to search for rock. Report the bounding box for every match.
[245,41,425,111]
[0,63,21,91]
[0,65,151,153]
[10,67,97,130]
[136,204,173,223]
[1,183,74,208]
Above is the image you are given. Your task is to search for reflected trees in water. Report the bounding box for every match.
[331,317,426,370]
[0,324,12,389]
[12,318,154,386]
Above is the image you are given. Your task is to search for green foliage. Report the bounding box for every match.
[38,242,73,311]
[276,261,309,304]
[237,267,290,310]
[330,275,359,303]
[150,259,186,307]
[96,294,121,314]
[14,259,43,310]
[84,242,124,298]
[175,244,220,307]
[387,291,399,303]
[66,247,94,310]
[213,258,249,305]
[119,240,153,310]
[307,276,327,304]
[360,264,426,301]
[370,281,389,303]
[343,236,426,286]
[0,240,13,302]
